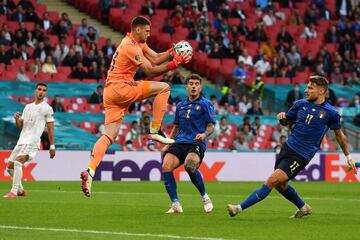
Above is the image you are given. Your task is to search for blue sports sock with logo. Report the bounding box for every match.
[188,169,206,197]
[278,184,305,209]
[163,172,178,203]
[240,184,272,210]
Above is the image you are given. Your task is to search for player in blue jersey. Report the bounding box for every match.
[227,76,357,218]
[161,74,216,214]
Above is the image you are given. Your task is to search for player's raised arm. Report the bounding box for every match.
[14,112,23,129]
[143,45,174,65]
[334,129,356,173]
[139,51,191,77]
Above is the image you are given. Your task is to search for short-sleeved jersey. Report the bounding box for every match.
[106,33,151,85]
[173,96,216,151]
[285,99,341,161]
[17,101,54,148]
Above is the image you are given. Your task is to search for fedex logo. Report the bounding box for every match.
[0,151,37,181]
[95,159,224,181]
[295,154,359,182]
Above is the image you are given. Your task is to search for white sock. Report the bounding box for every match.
[202,193,209,199]
[88,168,95,178]
[237,204,242,212]
[11,161,23,194]
[7,167,24,192]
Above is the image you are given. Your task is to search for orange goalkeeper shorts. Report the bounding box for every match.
[103,80,151,124]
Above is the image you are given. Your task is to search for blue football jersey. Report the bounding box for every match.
[173,96,216,151]
[285,99,341,161]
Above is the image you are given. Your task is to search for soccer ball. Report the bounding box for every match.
[174,40,193,56]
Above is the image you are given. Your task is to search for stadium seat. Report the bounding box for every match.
[36,72,52,82]
[275,77,291,84]
[79,121,97,133]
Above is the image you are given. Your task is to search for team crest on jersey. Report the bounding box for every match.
[195,104,201,110]
[135,54,141,61]
[319,111,326,119]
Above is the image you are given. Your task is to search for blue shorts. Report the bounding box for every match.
[164,143,205,165]
[274,143,309,180]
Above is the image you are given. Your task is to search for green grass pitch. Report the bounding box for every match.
[0,181,359,240]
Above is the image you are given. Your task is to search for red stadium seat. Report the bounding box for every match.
[275,77,291,84]
[36,72,52,82]
[79,121,97,133]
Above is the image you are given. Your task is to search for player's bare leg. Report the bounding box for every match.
[81,123,119,197]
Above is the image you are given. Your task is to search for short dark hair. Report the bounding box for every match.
[185,74,202,84]
[309,75,328,90]
[97,85,103,89]
[36,83,47,89]
[131,16,151,30]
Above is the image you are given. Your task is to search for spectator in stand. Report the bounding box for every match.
[16,21,27,37]
[238,49,253,67]
[87,61,103,80]
[61,12,72,31]
[276,25,293,44]
[319,4,333,20]
[238,95,252,114]
[29,57,41,74]
[88,85,104,104]
[101,38,116,58]
[125,121,141,151]
[62,48,79,67]
[248,22,267,42]
[51,95,66,112]
[251,75,265,101]
[162,18,175,35]
[285,83,303,110]
[238,20,250,36]
[99,0,112,19]
[83,49,99,67]
[32,23,45,43]
[350,95,360,108]
[13,29,26,46]
[198,34,213,54]
[6,42,20,60]
[225,43,237,59]
[330,66,345,84]
[301,51,314,68]
[232,60,247,83]
[336,0,353,17]
[76,18,99,38]
[288,9,303,26]
[301,23,318,39]
[18,43,29,61]
[262,10,276,26]
[326,85,338,106]
[139,113,150,135]
[158,0,173,9]
[208,42,226,58]
[0,44,11,64]
[256,0,269,9]
[286,44,301,70]
[0,1,10,16]
[247,100,264,115]
[85,26,99,44]
[25,7,39,22]
[231,3,247,20]
[54,39,69,63]
[51,20,68,39]
[218,102,233,115]
[338,33,357,59]
[346,71,360,86]
[10,5,25,22]
[141,0,156,16]
[260,39,276,58]
[72,37,83,56]
[272,124,288,142]
[0,30,10,45]
[18,0,34,11]
[71,62,87,80]
[38,12,53,32]
[240,124,254,143]
[254,54,271,76]
[113,0,128,9]
[16,66,30,82]
[232,133,250,151]
[220,88,236,107]
[210,95,220,114]
[26,32,37,48]
[2,24,12,42]
[304,4,319,26]
[252,116,262,132]
[33,41,48,62]
[42,55,57,73]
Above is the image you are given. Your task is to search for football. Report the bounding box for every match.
[174,40,193,56]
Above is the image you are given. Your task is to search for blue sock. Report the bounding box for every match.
[240,184,272,210]
[163,172,178,203]
[188,169,206,197]
[278,184,305,209]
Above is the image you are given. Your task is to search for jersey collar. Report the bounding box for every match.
[127,32,137,44]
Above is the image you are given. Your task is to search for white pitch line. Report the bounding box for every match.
[15,189,360,203]
[0,225,232,240]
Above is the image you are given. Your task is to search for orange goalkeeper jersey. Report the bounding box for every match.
[106,33,151,85]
